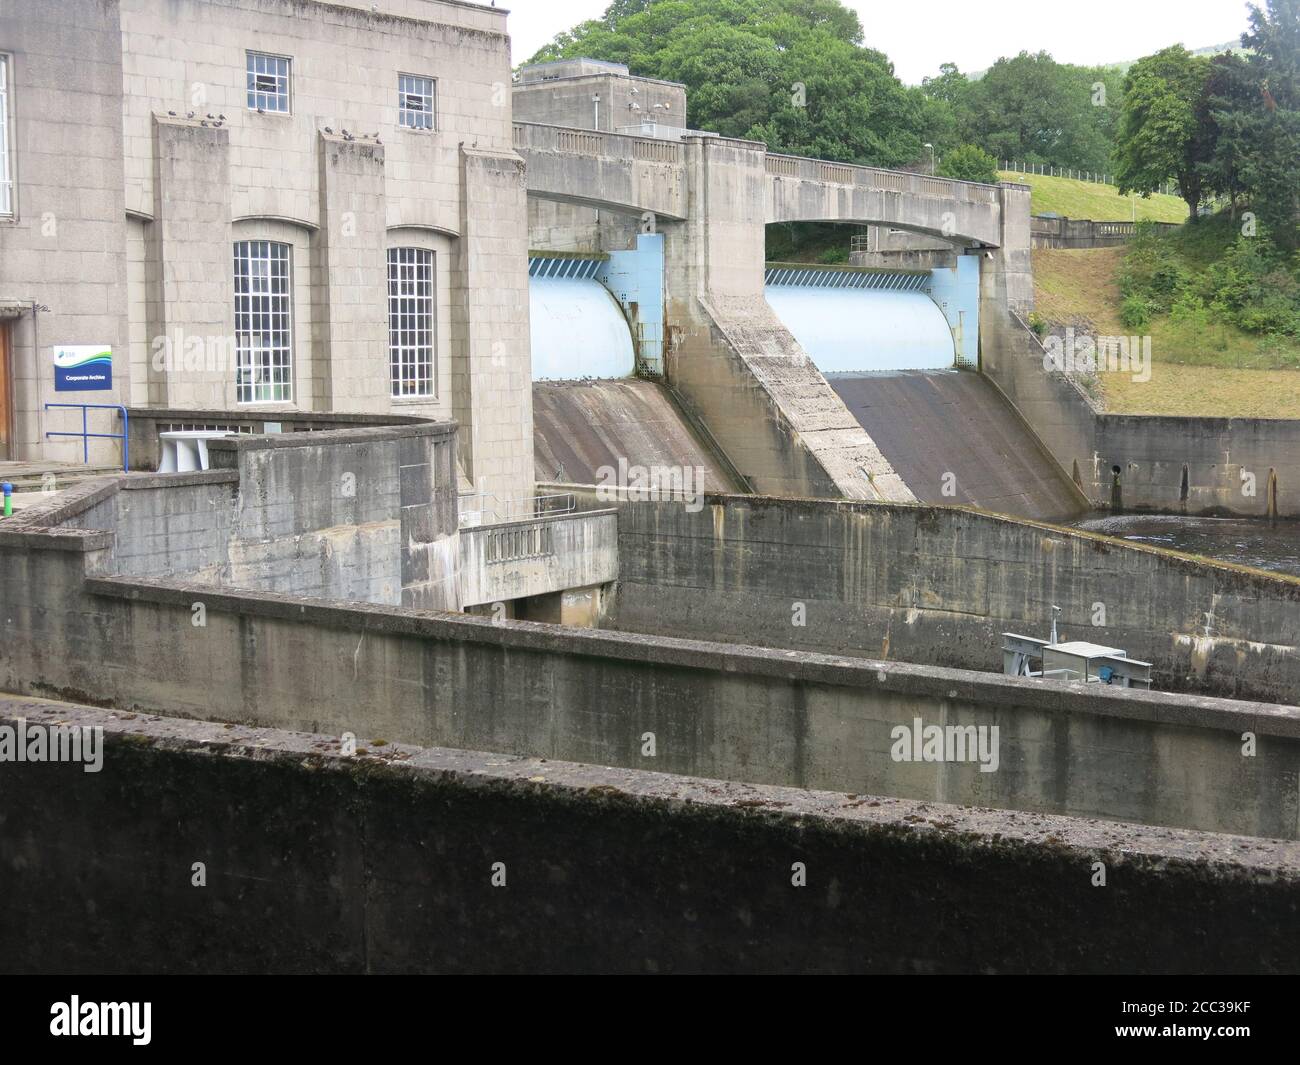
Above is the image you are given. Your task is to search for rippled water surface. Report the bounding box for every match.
[1072,514,1300,578]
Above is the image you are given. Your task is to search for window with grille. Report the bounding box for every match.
[0,55,12,215]
[234,240,293,404]
[387,247,435,398]
[246,51,291,113]
[398,74,435,130]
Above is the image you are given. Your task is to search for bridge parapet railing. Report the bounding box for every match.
[513,121,682,167]
[766,151,1001,204]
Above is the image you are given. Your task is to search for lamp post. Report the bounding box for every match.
[924,142,935,175]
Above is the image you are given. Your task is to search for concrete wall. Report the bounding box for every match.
[11,411,621,612]
[4,695,1297,973]
[513,63,687,134]
[124,406,426,471]
[980,298,1300,517]
[1031,215,1181,249]
[25,420,462,608]
[0,527,1297,838]
[458,509,618,609]
[587,492,1300,707]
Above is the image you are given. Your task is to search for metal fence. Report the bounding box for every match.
[1000,160,1179,199]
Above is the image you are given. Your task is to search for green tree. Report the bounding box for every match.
[1238,0,1300,247]
[937,144,999,183]
[919,62,972,155]
[526,0,930,169]
[1113,45,1213,221]
[960,52,1122,173]
[1198,52,1261,215]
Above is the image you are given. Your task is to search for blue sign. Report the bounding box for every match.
[53,346,112,391]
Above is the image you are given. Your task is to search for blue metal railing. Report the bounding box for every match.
[44,403,129,472]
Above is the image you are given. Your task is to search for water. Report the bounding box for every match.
[1073,514,1300,578]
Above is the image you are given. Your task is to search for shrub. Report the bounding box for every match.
[1120,295,1152,330]
[936,145,1000,185]
[1169,292,1210,329]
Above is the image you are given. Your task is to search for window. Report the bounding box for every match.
[234,240,293,403]
[398,74,435,130]
[387,247,435,397]
[246,51,291,113]
[0,55,11,215]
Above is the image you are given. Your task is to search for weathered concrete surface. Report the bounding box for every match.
[532,379,741,490]
[587,492,1300,707]
[828,370,1086,520]
[2,537,1298,838]
[2,695,1297,974]
[765,155,1005,247]
[1030,215,1181,249]
[514,122,687,220]
[458,509,618,609]
[516,119,1012,248]
[12,422,462,609]
[980,299,1300,517]
[4,445,1297,837]
[514,60,687,135]
[669,290,915,502]
[124,408,427,472]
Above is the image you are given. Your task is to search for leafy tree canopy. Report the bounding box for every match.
[921,53,1122,172]
[526,0,930,169]
[937,144,1000,184]
[1113,45,1212,219]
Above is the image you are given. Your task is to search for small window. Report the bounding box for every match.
[398,74,435,130]
[247,51,291,113]
[388,247,435,397]
[234,240,294,403]
[0,55,12,215]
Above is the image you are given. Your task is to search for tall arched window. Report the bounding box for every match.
[234,239,293,403]
[387,247,435,398]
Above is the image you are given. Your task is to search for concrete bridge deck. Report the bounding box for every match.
[514,120,1016,246]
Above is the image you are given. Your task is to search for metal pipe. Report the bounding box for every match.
[31,299,41,461]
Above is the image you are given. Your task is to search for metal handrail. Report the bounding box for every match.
[44,403,129,471]
[457,490,576,526]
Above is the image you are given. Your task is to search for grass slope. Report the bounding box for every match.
[1000,171,1188,223]
[1031,246,1300,418]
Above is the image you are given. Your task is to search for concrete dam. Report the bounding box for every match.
[8,34,1300,978]
[530,244,1081,521]
[529,245,742,492]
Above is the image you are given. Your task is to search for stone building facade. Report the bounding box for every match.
[0,0,532,505]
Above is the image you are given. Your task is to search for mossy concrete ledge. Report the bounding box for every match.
[1,695,1297,974]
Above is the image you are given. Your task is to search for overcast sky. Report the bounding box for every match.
[503,0,1255,85]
